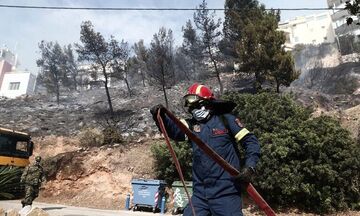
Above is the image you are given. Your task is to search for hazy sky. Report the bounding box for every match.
[0,0,328,73]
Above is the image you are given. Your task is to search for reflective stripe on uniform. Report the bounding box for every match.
[235,128,250,142]
[195,85,204,94]
[0,156,30,167]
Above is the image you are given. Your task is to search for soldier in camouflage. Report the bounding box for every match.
[20,156,45,207]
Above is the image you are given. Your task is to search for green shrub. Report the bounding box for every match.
[77,128,104,147]
[102,126,123,145]
[223,92,312,136]
[151,141,192,185]
[223,92,360,213]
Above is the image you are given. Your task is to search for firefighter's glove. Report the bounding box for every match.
[150,104,165,131]
[234,167,256,185]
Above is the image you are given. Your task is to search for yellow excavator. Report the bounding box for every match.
[0,127,34,198]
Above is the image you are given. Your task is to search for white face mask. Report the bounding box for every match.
[191,106,211,122]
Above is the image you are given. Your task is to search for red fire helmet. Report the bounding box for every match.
[183,83,215,107]
[186,83,215,99]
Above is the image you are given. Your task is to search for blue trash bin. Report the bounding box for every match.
[131,179,167,213]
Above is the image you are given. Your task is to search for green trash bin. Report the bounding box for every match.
[171,181,193,215]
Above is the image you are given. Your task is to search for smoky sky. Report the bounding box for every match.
[0,0,327,73]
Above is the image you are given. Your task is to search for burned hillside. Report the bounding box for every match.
[293,62,360,95]
[0,72,359,139]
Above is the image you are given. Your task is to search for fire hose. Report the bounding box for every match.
[157,108,276,216]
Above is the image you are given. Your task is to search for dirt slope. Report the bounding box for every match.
[35,136,157,210]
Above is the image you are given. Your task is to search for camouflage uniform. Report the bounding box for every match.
[20,156,45,207]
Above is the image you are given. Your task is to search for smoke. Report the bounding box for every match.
[292,43,340,76]
[291,43,360,94]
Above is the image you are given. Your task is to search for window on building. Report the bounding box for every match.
[294,36,299,42]
[9,82,20,90]
[324,37,328,41]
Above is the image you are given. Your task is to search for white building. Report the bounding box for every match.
[0,47,36,98]
[0,71,36,98]
[278,12,336,49]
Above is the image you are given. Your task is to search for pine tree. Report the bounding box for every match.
[132,40,148,87]
[146,27,176,108]
[37,41,68,104]
[110,40,132,97]
[225,2,298,91]
[63,44,79,91]
[222,0,264,58]
[76,21,125,115]
[181,20,204,79]
[194,0,223,94]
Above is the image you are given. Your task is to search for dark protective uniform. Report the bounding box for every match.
[162,113,261,216]
[20,163,45,206]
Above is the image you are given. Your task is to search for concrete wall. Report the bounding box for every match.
[0,72,36,98]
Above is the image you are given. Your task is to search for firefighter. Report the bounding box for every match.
[20,156,45,208]
[150,83,261,216]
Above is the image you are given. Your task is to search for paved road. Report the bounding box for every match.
[0,200,169,216]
